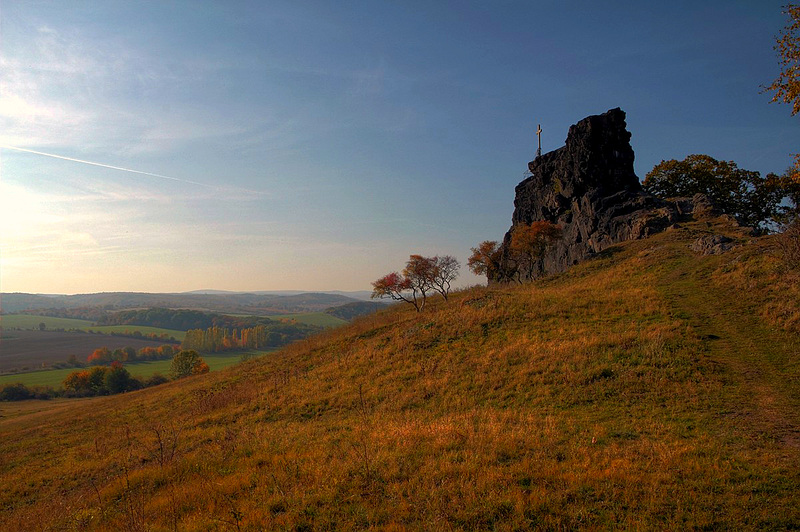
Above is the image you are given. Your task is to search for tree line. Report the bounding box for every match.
[181,322,319,352]
[86,344,177,364]
[97,307,280,331]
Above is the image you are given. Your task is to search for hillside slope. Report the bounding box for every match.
[1,218,798,530]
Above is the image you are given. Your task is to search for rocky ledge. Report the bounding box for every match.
[493,108,709,282]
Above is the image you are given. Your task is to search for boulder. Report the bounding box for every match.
[689,234,735,255]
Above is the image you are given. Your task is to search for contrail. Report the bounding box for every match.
[0,144,215,188]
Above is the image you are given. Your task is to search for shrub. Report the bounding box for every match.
[0,383,33,401]
[169,350,209,380]
[146,373,170,387]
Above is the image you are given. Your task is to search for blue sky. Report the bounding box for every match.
[0,1,796,294]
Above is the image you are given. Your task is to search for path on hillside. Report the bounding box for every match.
[657,251,800,451]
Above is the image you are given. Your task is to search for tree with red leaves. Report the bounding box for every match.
[87,347,111,364]
[371,271,421,311]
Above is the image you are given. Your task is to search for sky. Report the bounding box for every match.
[0,1,797,295]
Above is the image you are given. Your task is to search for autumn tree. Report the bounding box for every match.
[468,240,502,281]
[371,271,420,311]
[87,347,111,364]
[764,3,800,220]
[169,349,209,380]
[765,4,800,115]
[509,221,563,281]
[63,370,91,392]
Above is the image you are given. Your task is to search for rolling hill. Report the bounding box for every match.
[0,291,364,315]
[0,218,798,530]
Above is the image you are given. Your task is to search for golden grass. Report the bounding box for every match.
[1,220,798,530]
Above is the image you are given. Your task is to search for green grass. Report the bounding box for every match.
[270,311,347,327]
[1,314,186,340]
[1,314,94,330]
[0,350,274,388]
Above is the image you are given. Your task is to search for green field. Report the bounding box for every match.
[2,314,185,340]
[1,314,93,330]
[0,350,273,389]
[270,312,347,327]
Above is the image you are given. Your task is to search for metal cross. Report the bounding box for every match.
[536,124,542,158]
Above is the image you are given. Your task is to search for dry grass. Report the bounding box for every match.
[1,220,798,530]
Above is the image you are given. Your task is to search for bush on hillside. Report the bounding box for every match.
[169,350,210,379]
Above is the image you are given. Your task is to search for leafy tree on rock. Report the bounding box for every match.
[509,221,563,281]
[169,349,209,380]
[643,154,794,231]
[468,241,502,282]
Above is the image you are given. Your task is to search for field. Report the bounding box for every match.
[2,314,186,340]
[0,219,798,530]
[1,314,93,330]
[0,350,273,388]
[0,330,177,373]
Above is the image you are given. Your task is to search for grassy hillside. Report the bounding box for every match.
[269,312,348,328]
[0,219,798,530]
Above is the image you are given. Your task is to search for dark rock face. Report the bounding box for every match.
[493,108,680,282]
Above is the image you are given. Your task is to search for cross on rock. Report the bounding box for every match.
[536,124,542,158]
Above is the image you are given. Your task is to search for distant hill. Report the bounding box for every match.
[2,217,797,529]
[324,300,387,321]
[0,291,363,315]
[183,289,375,301]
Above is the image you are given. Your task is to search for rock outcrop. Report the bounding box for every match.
[493,108,679,282]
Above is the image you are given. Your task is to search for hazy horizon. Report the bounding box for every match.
[1,1,795,294]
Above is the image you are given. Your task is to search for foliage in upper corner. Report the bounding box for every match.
[764,3,800,116]
[643,154,798,231]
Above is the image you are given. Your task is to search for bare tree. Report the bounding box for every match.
[429,255,460,300]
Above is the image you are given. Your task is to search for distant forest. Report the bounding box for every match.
[96,308,281,331]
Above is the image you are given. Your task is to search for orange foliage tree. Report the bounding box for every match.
[765,4,800,116]
[509,221,563,282]
[468,240,501,281]
[87,347,111,364]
